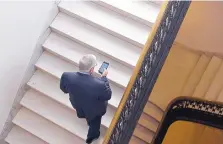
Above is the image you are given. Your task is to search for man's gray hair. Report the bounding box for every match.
[79,54,97,72]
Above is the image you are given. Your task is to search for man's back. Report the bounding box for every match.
[60,72,112,121]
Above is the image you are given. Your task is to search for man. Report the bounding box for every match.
[60,54,112,144]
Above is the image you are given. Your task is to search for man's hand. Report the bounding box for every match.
[101,69,108,77]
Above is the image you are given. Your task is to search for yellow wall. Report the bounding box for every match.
[162,121,223,144]
[176,1,223,55]
[148,42,201,110]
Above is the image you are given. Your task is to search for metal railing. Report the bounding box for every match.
[153,96,223,143]
[103,1,191,144]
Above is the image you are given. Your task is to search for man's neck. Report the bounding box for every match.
[79,71,91,75]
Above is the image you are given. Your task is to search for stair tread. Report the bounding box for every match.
[143,101,163,122]
[21,89,105,143]
[181,54,211,96]
[43,32,131,88]
[133,124,154,143]
[13,108,84,144]
[51,13,141,68]
[94,0,160,26]
[138,113,159,133]
[36,51,123,108]
[5,126,47,144]
[59,1,150,47]
[205,62,223,100]
[193,56,222,98]
[130,136,148,144]
[27,70,114,128]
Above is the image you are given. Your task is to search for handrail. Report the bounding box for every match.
[152,96,223,144]
[103,1,191,144]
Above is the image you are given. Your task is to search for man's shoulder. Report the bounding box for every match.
[61,72,78,80]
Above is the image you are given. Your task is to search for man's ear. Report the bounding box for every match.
[90,67,94,74]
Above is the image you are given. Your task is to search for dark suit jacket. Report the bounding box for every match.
[60,72,112,121]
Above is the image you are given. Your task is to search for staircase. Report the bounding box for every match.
[5,1,162,144]
[148,42,223,144]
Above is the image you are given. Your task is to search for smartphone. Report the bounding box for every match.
[98,61,109,74]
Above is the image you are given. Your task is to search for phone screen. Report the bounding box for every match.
[99,62,109,74]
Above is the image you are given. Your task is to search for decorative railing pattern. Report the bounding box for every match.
[153,97,223,144]
[103,1,191,144]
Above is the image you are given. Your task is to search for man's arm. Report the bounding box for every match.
[60,72,69,94]
[98,70,112,101]
[98,80,112,101]
[100,76,108,83]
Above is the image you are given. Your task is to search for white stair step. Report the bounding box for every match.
[94,0,160,26]
[51,13,141,68]
[5,126,47,144]
[21,89,105,143]
[59,1,150,47]
[27,70,114,128]
[36,51,123,108]
[43,32,131,88]
[13,108,84,144]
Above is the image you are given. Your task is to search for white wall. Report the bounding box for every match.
[0,1,58,133]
